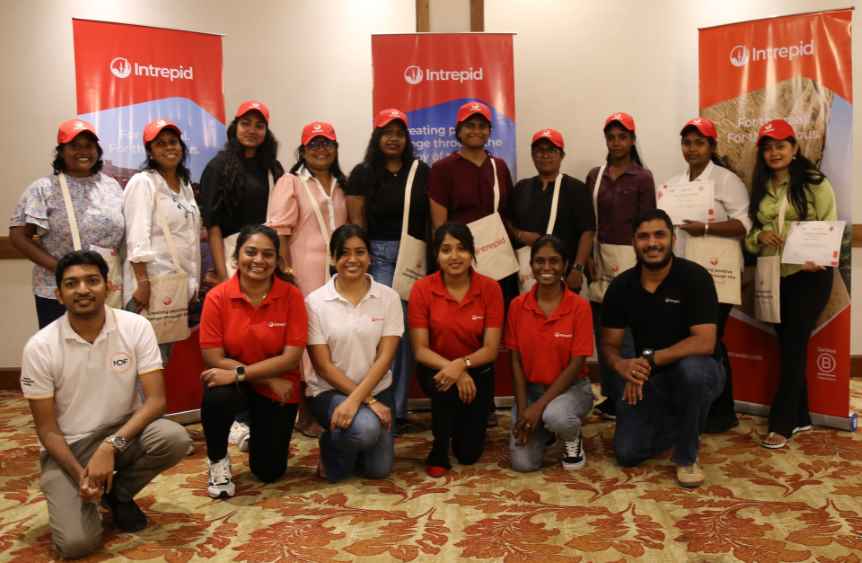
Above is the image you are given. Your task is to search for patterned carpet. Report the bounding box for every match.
[1,383,860,562]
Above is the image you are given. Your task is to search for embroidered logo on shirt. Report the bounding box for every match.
[471,315,484,321]
[111,352,131,372]
[268,321,287,328]
[665,298,681,304]
[554,332,573,338]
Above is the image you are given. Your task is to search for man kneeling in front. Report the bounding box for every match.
[21,251,191,558]
[600,209,724,488]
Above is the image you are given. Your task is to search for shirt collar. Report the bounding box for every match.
[524,283,576,320]
[60,306,116,343]
[322,274,380,304]
[603,161,641,179]
[226,274,291,304]
[429,270,482,302]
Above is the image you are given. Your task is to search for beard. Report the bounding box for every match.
[637,247,673,271]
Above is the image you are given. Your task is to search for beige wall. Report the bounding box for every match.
[1,0,860,366]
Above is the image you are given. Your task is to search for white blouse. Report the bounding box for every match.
[122,170,201,304]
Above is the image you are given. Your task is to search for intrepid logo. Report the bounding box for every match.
[729,41,814,68]
[109,56,194,82]
[403,65,483,85]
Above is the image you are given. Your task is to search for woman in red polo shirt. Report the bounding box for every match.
[507,235,594,472]
[408,223,503,477]
[198,224,307,498]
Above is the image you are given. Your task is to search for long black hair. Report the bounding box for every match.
[211,117,284,216]
[142,133,192,184]
[289,143,347,187]
[604,121,643,167]
[749,137,826,227]
[680,125,729,169]
[52,133,104,175]
[361,120,416,181]
[232,224,294,284]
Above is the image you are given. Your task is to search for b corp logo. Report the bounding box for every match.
[110,56,132,79]
[404,65,424,85]
[816,350,836,374]
[729,45,749,67]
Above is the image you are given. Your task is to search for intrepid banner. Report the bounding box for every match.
[371,33,516,175]
[699,9,854,430]
[72,19,225,187]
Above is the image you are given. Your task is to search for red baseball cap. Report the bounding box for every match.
[301,121,337,146]
[143,119,182,144]
[57,119,98,144]
[604,112,636,133]
[531,128,565,150]
[681,117,717,139]
[456,101,492,125]
[375,108,408,129]
[235,100,270,122]
[757,119,796,142]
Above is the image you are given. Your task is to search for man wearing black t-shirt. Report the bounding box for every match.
[601,209,724,488]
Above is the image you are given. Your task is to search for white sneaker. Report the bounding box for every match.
[562,433,586,470]
[229,421,250,452]
[207,456,236,499]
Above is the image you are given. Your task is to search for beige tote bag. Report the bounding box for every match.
[754,196,788,323]
[685,236,743,305]
[587,165,636,302]
[468,158,519,281]
[392,160,425,300]
[516,173,562,293]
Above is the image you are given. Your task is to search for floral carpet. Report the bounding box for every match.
[1,383,861,562]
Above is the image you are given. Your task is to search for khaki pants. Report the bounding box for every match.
[40,418,190,559]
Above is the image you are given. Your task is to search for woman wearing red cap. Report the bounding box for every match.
[662,117,750,433]
[587,112,656,420]
[123,119,201,357]
[345,109,429,433]
[200,101,285,284]
[509,128,595,293]
[267,121,348,437]
[10,119,125,327]
[745,119,836,449]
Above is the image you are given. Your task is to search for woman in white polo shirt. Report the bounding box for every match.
[662,117,750,433]
[305,224,404,482]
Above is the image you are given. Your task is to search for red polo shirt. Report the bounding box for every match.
[428,151,513,223]
[505,285,593,384]
[408,270,504,360]
[199,275,307,403]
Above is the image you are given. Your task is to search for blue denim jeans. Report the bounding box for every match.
[613,355,724,467]
[510,378,594,472]
[369,239,413,420]
[591,301,635,403]
[309,386,395,482]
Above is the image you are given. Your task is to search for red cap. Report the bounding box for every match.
[604,112,636,133]
[57,119,98,144]
[301,121,337,146]
[142,119,182,143]
[757,119,796,142]
[375,108,408,129]
[456,101,492,125]
[681,117,717,139]
[235,100,270,122]
[531,128,565,150]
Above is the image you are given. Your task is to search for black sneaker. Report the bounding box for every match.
[562,434,585,470]
[704,415,740,434]
[594,398,616,420]
[102,493,148,532]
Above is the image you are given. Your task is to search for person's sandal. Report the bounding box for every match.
[760,432,788,449]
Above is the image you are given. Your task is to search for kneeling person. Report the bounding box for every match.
[601,209,723,488]
[21,251,191,559]
[507,236,594,471]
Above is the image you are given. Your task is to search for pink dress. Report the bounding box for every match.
[266,170,347,297]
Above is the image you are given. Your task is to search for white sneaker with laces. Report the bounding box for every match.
[228,421,250,446]
[207,456,236,499]
[562,434,586,470]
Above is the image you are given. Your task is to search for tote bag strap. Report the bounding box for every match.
[546,173,563,234]
[299,175,332,278]
[58,173,82,251]
[398,160,420,240]
[147,175,184,273]
[489,157,500,211]
[776,193,789,236]
[590,165,607,232]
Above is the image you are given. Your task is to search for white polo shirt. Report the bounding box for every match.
[305,275,404,397]
[21,307,163,445]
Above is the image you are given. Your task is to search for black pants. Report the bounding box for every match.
[769,268,833,437]
[35,295,66,329]
[201,382,298,483]
[705,304,737,427]
[417,363,494,468]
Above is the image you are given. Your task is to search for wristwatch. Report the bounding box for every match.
[104,434,129,453]
[573,263,585,273]
[642,349,657,370]
[234,365,246,383]
[463,357,473,368]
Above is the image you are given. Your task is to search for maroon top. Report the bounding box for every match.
[585,162,656,245]
[429,151,513,224]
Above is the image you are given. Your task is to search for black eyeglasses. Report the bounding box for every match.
[306,139,336,151]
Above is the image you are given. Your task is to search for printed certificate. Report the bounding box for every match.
[657,181,714,225]
[781,221,845,266]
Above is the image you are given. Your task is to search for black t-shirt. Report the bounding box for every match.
[510,174,595,261]
[602,257,718,355]
[345,160,429,240]
[199,152,284,237]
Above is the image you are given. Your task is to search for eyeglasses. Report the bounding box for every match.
[306,139,336,151]
[531,146,560,155]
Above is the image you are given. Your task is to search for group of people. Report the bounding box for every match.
[12,99,836,559]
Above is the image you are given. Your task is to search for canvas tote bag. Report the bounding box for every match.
[467,158,519,280]
[58,173,123,308]
[754,195,788,323]
[391,160,426,300]
[587,165,636,302]
[684,234,743,305]
[516,173,562,293]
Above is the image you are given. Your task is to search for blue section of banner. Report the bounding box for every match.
[79,96,225,186]
[405,98,516,178]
